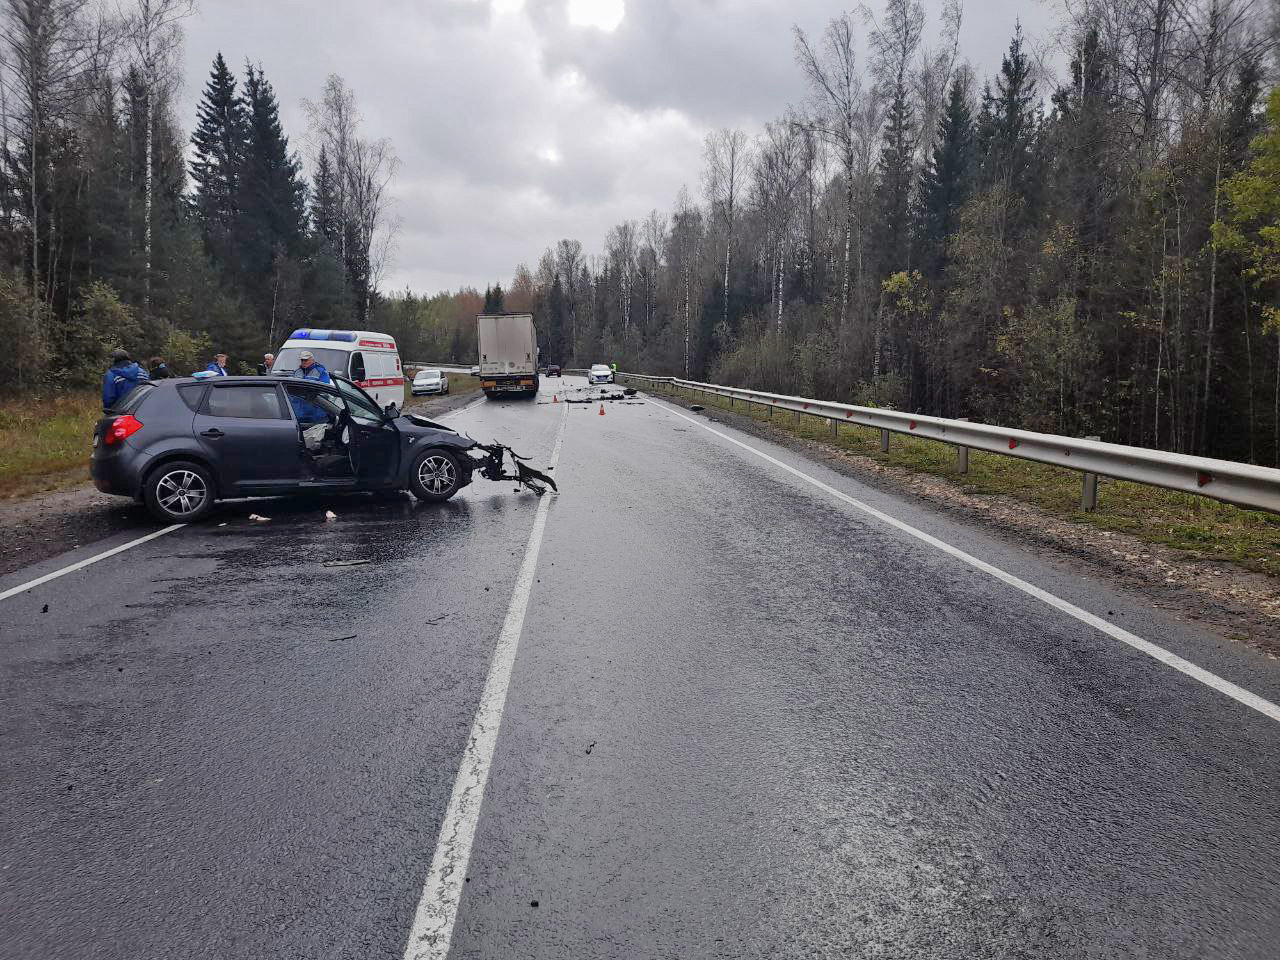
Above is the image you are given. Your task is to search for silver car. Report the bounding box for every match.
[412,368,449,395]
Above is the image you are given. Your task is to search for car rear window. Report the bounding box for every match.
[177,383,206,411]
[202,384,287,419]
[109,383,154,414]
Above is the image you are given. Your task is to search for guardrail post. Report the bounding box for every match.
[830,418,838,439]
[880,429,890,453]
[955,418,969,474]
[1081,435,1100,511]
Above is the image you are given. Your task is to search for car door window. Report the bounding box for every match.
[202,384,287,419]
[333,377,387,425]
[350,351,366,382]
[284,383,341,423]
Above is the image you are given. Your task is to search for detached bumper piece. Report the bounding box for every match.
[468,443,557,496]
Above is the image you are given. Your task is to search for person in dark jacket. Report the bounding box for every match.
[205,353,229,376]
[148,356,173,379]
[257,352,275,376]
[102,350,150,412]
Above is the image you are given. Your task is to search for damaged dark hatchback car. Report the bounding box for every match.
[90,375,554,523]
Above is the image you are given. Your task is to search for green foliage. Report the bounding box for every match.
[162,329,214,375]
[1218,87,1280,333]
[0,273,49,391]
[58,283,141,387]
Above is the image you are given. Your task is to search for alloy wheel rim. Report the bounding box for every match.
[156,469,208,516]
[418,455,456,495]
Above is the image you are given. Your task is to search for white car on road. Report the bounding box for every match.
[412,368,449,396]
[589,364,614,384]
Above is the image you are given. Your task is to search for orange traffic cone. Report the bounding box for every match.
[598,403,606,416]
[553,393,559,403]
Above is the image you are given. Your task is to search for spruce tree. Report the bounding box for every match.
[310,145,341,249]
[917,76,974,282]
[977,25,1036,195]
[189,53,246,268]
[238,62,307,277]
[876,78,918,274]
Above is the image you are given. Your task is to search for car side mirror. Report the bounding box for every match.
[384,402,400,419]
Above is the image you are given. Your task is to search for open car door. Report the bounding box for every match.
[332,375,401,484]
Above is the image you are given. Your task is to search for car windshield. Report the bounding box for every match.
[417,369,441,379]
[271,347,349,376]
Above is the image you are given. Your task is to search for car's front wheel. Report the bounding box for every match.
[144,460,215,523]
[410,449,464,502]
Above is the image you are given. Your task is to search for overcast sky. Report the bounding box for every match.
[179,0,1060,296]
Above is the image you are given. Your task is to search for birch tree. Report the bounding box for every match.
[122,0,193,322]
[702,126,749,333]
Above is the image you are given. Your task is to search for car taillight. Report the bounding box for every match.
[104,414,142,446]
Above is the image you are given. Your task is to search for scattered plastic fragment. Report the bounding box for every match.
[248,513,271,522]
[328,634,357,642]
[218,523,227,527]
[41,604,48,614]
[585,742,595,755]
[324,558,371,567]
[324,510,338,521]
[690,404,704,412]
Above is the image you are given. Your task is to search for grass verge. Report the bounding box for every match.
[0,391,101,499]
[657,382,1280,578]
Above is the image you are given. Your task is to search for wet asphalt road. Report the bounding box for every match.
[3,376,1280,959]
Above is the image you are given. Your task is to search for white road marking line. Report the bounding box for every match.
[650,398,1280,725]
[402,402,568,960]
[0,524,185,604]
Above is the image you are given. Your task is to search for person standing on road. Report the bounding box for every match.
[205,353,229,377]
[292,350,331,384]
[148,356,173,380]
[102,349,150,412]
[258,353,275,375]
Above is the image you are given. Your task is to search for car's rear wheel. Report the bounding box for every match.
[410,449,463,502]
[144,460,215,523]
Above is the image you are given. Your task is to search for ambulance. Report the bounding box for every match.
[271,329,404,409]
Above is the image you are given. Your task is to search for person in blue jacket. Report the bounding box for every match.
[287,351,333,424]
[292,351,331,384]
[102,349,150,412]
[205,353,229,376]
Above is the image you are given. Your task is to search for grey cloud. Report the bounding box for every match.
[181,0,1059,295]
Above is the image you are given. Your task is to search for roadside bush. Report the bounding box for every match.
[161,328,213,375]
[57,282,142,388]
[0,272,50,393]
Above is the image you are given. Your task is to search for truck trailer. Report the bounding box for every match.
[477,313,539,399]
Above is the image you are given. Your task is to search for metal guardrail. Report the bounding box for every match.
[621,373,1280,515]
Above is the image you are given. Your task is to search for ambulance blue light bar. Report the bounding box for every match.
[288,329,358,342]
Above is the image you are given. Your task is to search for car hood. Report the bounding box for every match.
[396,413,474,446]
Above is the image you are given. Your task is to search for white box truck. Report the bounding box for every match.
[477,313,539,399]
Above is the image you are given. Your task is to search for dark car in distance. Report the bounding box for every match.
[547,364,562,377]
[92,375,479,522]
